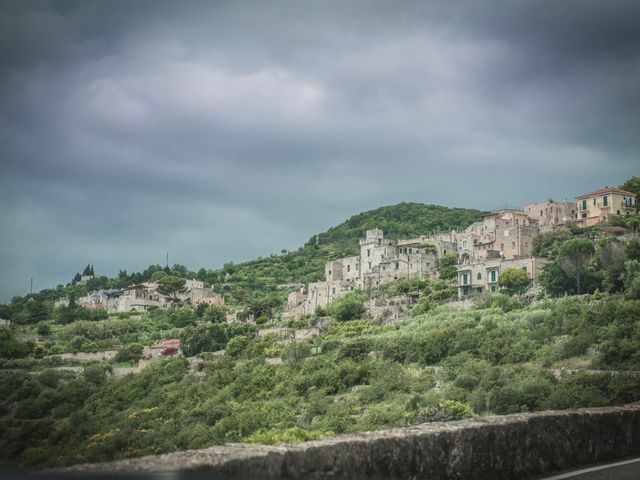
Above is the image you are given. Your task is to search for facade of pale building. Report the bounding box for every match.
[457,210,538,263]
[575,187,637,227]
[524,201,576,231]
[456,257,548,298]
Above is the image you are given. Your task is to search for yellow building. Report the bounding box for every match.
[575,186,636,227]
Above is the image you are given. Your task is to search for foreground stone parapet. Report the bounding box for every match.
[56,404,640,479]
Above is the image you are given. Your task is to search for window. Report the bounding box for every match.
[368,262,372,269]
[477,272,482,280]
[462,273,469,285]
[382,265,386,271]
[522,266,527,273]
[582,200,587,210]
[347,265,350,272]
[512,241,515,249]
[331,287,336,295]
[491,286,496,292]
[378,239,381,245]
[540,210,543,217]
[367,249,370,257]
[603,196,608,206]
[490,270,497,282]
[582,213,587,218]
[395,262,399,270]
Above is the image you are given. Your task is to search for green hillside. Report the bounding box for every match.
[309,202,485,255]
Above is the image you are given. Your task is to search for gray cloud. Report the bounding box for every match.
[1,0,639,301]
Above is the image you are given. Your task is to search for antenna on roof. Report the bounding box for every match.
[30,277,33,295]
[166,252,169,269]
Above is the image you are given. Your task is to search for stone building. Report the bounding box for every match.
[456,256,548,298]
[575,186,637,227]
[457,210,538,263]
[285,228,440,318]
[115,282,164,312]
[524,200,576,231]
[76,290,115,310]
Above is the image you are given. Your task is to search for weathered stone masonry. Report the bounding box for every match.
[56,404,640,479]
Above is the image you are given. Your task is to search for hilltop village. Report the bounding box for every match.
[42,185,637,321]
[285,186,637,317]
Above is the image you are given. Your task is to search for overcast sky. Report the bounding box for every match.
[1,0,639,301]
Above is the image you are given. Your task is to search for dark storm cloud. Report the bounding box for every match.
[1,0,639,300]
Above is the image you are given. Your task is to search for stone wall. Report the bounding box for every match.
[56,404,640,479]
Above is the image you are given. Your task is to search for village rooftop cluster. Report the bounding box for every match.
[52,186,636,319]
[284,186,637,317]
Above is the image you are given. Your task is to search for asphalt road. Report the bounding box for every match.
[539,457,640,480]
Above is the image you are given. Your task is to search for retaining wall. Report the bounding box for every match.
[57,404,640,479]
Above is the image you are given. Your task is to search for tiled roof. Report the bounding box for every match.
[575,187,636,199]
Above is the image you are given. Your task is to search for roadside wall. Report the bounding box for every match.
[57,404,640,479]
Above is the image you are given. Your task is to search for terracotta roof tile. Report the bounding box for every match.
[575,187,636,200]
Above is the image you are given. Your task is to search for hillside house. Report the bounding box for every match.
[115,282,164,312]
[575,187,637,227]
[456,256,548,298]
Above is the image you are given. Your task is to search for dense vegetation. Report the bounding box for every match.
[2,294,640,468]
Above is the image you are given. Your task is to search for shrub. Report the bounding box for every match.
[115,343,144,362]
[36,323,51,336]
[225,335,250,358]
[326,291,366,322]
[337,338,372,362]
[283,342,311,366]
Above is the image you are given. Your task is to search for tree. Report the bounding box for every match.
[157,276,186,305]
[326,291,366,322]
[532,230,571,258]
[0,328,30,358]
[557,238,595,295]
[620,176,640,212]
[225,335,250,358]
[596,239,627,292]
[151,270,168,282]
[498,268,531,295]
[82,264,93,276]
[439,253,459,281]
[170,264,188,277]
[202,304,227,323]
[626,237,640,261]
